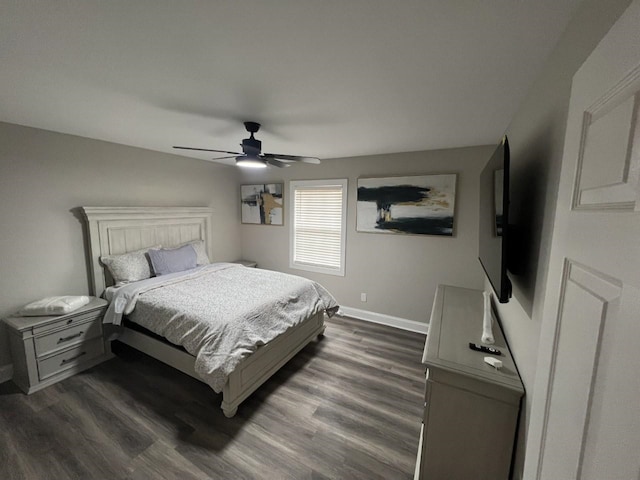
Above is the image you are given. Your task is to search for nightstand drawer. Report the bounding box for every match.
[35,319,102,357]
[33,309,105,335]
[38,338,105,381]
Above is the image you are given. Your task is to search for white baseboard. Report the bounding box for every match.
[0,363,13,384]
[339,306,428,334]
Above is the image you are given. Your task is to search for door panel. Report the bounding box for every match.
[540,261,622,480]
[581,285,640,480]
[574,77,640,210]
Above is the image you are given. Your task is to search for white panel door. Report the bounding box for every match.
[524,2,640,479]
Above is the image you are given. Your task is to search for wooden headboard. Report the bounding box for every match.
[81,206,213,296]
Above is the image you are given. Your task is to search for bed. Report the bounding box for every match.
[81,206,337,417]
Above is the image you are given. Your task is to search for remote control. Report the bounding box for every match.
[468,342,502,356]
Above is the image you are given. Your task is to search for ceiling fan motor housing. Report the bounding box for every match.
[242,136,261,155]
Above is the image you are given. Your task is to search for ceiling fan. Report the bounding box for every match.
[173,121,321,168]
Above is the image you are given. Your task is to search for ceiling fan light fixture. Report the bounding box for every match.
[236,155,267,168]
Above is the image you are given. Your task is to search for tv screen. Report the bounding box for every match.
[478,136,511,303]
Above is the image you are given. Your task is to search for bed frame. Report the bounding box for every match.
[81,206,325,417]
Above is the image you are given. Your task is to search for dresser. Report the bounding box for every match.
[5,297,112,393]
[415,285,524,480]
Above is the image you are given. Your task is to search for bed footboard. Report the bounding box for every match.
[221,311,325,417]
[116,312,325,418]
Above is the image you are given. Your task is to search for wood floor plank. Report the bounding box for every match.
[0,315,425,479]
[125,440,210,480]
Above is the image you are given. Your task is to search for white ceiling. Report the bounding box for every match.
[0,0,582,166]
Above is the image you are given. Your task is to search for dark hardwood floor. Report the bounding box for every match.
[0,315,426,480]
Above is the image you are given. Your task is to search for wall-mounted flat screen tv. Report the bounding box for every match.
[478,136,511,303]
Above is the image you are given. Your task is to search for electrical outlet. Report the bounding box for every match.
[360,293,367,302]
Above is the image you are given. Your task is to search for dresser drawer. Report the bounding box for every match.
[33,308,105,335]
[37,338,105,381]
[35,319,102,357]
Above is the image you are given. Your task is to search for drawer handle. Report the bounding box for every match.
[58,331,84,344]
[60,351,86,365]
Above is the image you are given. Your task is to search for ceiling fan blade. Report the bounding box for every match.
[211,156,237,160]
[264,153,321,164]
[173,146,242,155]
[264,158,291,168]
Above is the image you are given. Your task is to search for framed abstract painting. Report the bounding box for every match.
[241,183,284,225]
[357,174,457,236]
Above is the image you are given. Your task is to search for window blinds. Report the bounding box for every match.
[292,183,345,273]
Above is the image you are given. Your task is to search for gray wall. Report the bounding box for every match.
[0,122,241,367]
[491,0,633,477]
[240,146,493,323]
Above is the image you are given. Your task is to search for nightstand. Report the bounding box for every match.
[232,260,258,268]
[4,297,112,393]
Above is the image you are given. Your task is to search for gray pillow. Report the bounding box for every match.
[101,245,160,284]
[148,244,198,276]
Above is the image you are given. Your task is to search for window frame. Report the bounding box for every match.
[289,178,348,277]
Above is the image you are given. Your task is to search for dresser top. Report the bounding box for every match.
[4,297,107,331]
[423,285,524,395]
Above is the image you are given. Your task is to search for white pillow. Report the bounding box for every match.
[19,296,91,316]
[182,240,210,265]
[100,245,160,284]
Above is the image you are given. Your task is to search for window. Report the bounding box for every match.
[289,179,347,276]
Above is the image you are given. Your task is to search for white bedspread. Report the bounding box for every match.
[104,263,338,392]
